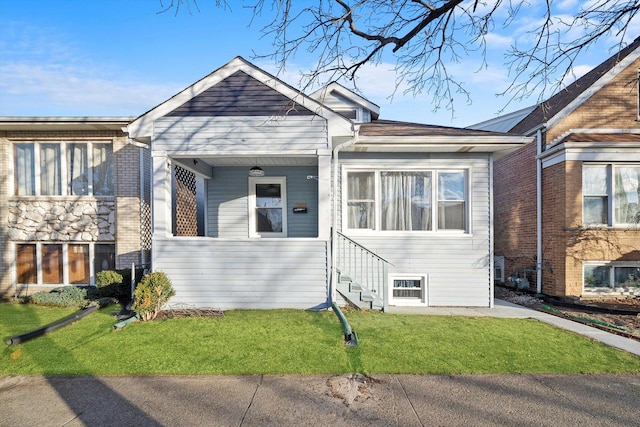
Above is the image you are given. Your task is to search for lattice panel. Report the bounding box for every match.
[140,151,152,251]
[174,165,198,236]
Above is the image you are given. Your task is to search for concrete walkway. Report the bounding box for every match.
[388,299,640,357]
[2,300,639,426]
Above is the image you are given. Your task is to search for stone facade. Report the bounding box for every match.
[7,200,115,242]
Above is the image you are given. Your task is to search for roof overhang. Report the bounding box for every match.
[0,116,134,132]
[349,135,532,159]
[538,141,640,168]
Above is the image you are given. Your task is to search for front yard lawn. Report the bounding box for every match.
[2,303,639,375]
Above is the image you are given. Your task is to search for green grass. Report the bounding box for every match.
[1,302,639,375]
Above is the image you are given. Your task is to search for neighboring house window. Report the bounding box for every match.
[583,164,640,225]
[584,263,640,290]
[345,169,467,232]
[248,177,287,237]
[15,243,115,286]
[42,244,63,284]
[14,144,35,195]
[41,144,61,195]
[335,108,357,120]
[16,244,37,284]
[13,141,114,197]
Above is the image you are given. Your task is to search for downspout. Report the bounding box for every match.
[536,128,545,294]
[330,125,360,304]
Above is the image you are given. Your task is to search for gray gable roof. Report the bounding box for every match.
[167,71,314,117]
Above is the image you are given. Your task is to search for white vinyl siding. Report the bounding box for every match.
[153,116,329,153]
[338,153,492,307]
[152,238,329,309]
[206,166,318,238]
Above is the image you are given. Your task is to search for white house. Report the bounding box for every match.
[123,57,530,310]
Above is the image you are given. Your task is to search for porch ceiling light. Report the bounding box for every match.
[249,166,265,177]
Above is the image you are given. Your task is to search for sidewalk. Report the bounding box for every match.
[387,299,640,357]
[1,374,639,426]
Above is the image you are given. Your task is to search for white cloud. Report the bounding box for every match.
[0,62,179,116]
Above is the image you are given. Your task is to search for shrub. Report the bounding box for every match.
[96,270,123,287]
[132,272,175,321]
[29,286,88,308]
[96,270,125,298]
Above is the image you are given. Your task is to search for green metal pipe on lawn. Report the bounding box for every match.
[113,314,140,330]
[331,302,358,347]
[6,305,98,346]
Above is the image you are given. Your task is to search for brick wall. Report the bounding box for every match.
[0,136,10,296]
[113,137,142,268]
[493,140,538,282]
[548,57,640,142]
[543,58,640,296]
[540,161,567,296]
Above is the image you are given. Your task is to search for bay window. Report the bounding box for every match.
[345,169,467,232]
[13,141,114,197]
[583,164,640,225]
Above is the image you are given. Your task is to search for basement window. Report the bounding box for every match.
[389,275,426,304]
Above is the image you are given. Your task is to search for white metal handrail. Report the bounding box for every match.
[335,231,393,308]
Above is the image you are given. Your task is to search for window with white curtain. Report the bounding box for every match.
[12,141,113,197]
[381,171,432,231]
[346,169,467,232]
[14,144,35,196]
[40,143,61,195]
[583,164,640,225]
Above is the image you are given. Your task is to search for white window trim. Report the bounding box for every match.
[12,242,115,287]
[248,176,288,238]
[582,163,640,227]
[388,274,428,306]
[342,167,471,235]
[9,140,114,198]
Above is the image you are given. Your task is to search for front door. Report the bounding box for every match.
[249,176,287,237]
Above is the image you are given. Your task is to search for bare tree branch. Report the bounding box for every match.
[158,0,640,118]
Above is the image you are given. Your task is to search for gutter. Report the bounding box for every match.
[536,128,545,294]
[330,125,360,305]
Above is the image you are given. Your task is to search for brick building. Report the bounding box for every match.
[0,118,151,297]
[474,38,640,298]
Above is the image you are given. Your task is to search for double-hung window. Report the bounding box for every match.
[583,164,640,226]
[13,141,114,197]
[345,169,467,232]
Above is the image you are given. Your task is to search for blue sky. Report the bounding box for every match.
[0,0,636,127]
